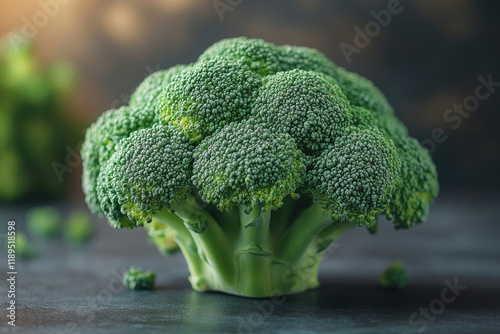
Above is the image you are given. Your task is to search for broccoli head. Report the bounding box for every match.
[82,37,438,297]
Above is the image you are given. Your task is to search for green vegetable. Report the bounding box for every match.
[122,266,156,290]
[26,206,62,239]
[144,218,180,255]
[82,37,438,297]
[15,232,37,259]
[379,261,410,289]
[64,210,95,244]
[0,40,76,202]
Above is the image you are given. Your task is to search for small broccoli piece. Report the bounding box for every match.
[26,206,62,239]
[82,37,438,298]
[14,232,37,259]
[64,210,95,244]
[123,266,156,290]
[379,261,410,289]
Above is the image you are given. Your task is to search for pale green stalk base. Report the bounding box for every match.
[149,196,356,298]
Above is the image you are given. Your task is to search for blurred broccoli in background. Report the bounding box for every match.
[15,232,37,259]
[64,210,95,244]
[379,261,410,289]
[0,39,76,202]
[123,266,156,290]
[26,206,62,239]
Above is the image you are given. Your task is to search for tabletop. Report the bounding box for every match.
[1,193,499,334]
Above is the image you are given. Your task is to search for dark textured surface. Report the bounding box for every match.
[1,194,499,334]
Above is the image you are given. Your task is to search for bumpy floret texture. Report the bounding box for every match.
[308,128,400,226]
[82,36,438,231]
[81,105,156,214]
[97,124,193,227]
[130,65,188,110]
[251,70,351,151]
[157,57,260,140]
[192,122,305,212]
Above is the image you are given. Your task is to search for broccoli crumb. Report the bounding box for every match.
[26,206,62,239]
[64,210,95,245]
[15,233,37,259]
[379,261,409,289]
[123,266,156,290]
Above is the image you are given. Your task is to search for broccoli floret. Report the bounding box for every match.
[64,210,95,244]
[97,124,194,228]
[130,65,188,109]
[14,232,37,259]
[81,105,156,216]
[308,127,400,228]
[157,57,260,141]
[81,37,438,298]
[192,122,305,212]
[26,206,62,239]
[379,261,410,289]
[251,70,351,151]
[122,266,156,290]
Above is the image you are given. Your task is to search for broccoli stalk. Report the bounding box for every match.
[81,37,438,298]
[151,197,355,297]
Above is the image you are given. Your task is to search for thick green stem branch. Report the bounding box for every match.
[276,204,334,263]
[171,197,237,286]
[235,206,272,296]
[152,210,207,288]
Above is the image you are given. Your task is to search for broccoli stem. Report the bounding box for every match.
[236,206,273,296]
[277,204,334,263]
[151,210,207,289]
[152,200,356,297]
[170,197,237,288]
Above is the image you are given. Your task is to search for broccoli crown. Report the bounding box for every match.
[82,36,438,231]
